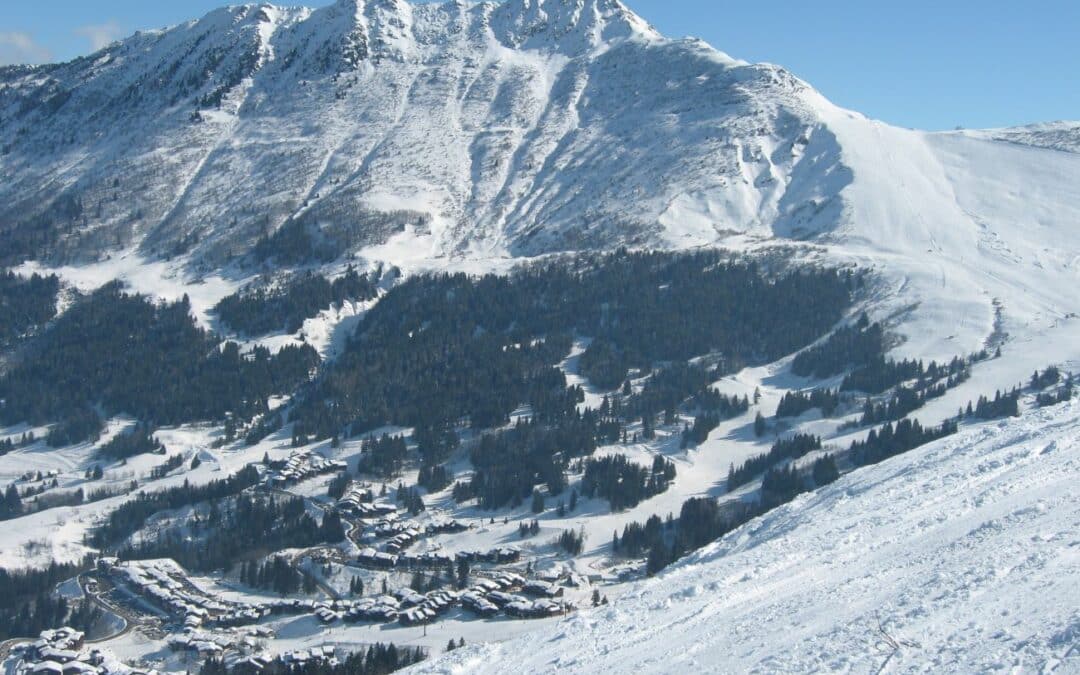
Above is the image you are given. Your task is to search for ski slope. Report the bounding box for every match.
[416,400,1080,674]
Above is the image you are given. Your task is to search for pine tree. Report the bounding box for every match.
[456,558,470,590]
[2,483,23,519]
[753,412,766,438]
[646,543,669,576]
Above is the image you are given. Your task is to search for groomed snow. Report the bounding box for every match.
[415,400,1080,674]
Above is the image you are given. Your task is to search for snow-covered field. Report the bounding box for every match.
[417,400,1080,674]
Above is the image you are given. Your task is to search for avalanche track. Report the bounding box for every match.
[416,401,1080,674]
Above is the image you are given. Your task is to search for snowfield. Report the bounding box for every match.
[416,400,1080,674]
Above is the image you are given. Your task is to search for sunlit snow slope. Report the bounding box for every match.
[417,400,1080,674]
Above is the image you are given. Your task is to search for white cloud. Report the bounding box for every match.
[74,20,125,52]
[0,31,52,66]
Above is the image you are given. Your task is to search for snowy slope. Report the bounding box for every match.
[416,400,1080,674]
[960,121,1080,154]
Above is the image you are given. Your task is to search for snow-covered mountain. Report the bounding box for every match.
[3,1,1079,375]
[2,3,1079,673]
[418,399,1080,674]
[1,0,808,265]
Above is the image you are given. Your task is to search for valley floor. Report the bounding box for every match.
[415,399,1080,674]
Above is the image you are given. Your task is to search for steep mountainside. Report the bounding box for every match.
[0,0,838,266]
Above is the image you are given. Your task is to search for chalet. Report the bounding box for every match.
[485,591,524,608]
[425,519,467,535]
[398,607,436,626]
[522,580,564,598]
[31,663,65,675]
[397,551,453,570]
[314,607,341,624]
[461,592,498,617]
[343,596,399,623]
[61,662,98,675]
[348,501,398,518]
[456,547,521,565]
[505,598,566,619]
[470,579,501,594]
[357,548,398,569]
[489,572,526,589]
[39,649,80,664]
[393,589,426,608]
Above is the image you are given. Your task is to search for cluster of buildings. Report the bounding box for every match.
[288,569,570,627]
[103,559,229,630]
[341,596,402,623]
[355,545,520,572]
[102,560,307,632]
[453,547,522,565]
[10,629,148,675]
[359,517,469,556]
[396,590,457,626]
[167,630,239,659]
[266,452,347,488]
[339,499,398,518]
[460,573,568,620]
[227,646,338,673]
[459,571,527,617]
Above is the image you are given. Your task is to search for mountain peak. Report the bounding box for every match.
[492,0,658,54]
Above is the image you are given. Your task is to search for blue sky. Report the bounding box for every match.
[1,0,1076,130]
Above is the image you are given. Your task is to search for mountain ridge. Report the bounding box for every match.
[0,0,831,268]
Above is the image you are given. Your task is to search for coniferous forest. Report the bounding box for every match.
[116,494,344,573]
[0,282,319,445]
[215,267,378,336]
[0,271,60,346]
[291,251,858,441]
